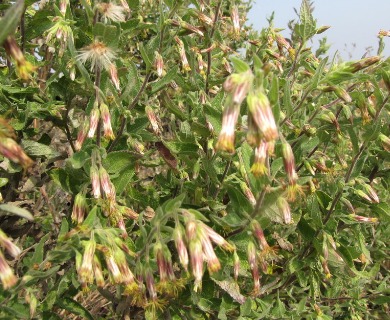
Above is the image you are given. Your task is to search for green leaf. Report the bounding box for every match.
[151,65,180,94]
[139,42,153,71]
[307,194,323,227]
[0,0,25,45]
[311,57,328,89]
[30,233,50,265]
[230,56,250,73]
[0,203,33,220]
[56,297,94,320]
[103,151,137,173]
[211,278,246,304]
[93,22,118,47]
[283,79,293,115]
[0,177,8,187]
[297,217,316,241]
[296,0,317,42]
[21,139,60,159]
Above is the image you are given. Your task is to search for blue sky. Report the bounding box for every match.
[247,0,390,60]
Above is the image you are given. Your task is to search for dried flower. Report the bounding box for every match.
[378,29,390,37]
[77,40,116,72]
[96,2,126,23]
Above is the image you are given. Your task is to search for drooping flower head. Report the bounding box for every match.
[77,40,116,72]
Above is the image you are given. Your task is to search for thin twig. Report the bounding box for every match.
[205,0,223,94]
[213,158,232,198]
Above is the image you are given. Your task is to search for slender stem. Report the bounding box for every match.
[213,158,232,198]
[107,72,152,152]
[20,9,26,53]
[94,67,102,147]
[205,0,223,94]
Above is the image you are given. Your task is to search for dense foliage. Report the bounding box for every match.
[0,0,389,318]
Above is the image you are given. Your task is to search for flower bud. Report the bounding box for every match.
[282,141,298,184]
[233,250,240,281]
[230,6,240,38]
[247,241,260,294]
[114,248,135,285]
[198,230,220,274]
[362,184,379,203]
[197,12,213,26]
[251,141,268,177]
[201,223,234,251]
[240,182,256,206]
[251,220,269,249]
[145,266,157,300]
[379,133,390,152]
[215,103,240,153]
[0,137,33,168]
[277,197,292,224]
[79,240,96,286]
[340,197,355,214]
[154,51,164,77]
[100,103,115,140]
[71,192,88,224]
[174,36,191,72]
[75,119,89,151]
[189,239,203,292]
[90,164,101,198]
[93,255,105,287]
[350,215,378,223]
[355,189,373,203]
[145,106,161,136]
[173,225,189,271]
[99,166,115,199]
[0,251,17,289]
[348,56,380,73]
[88,105,100,138]
[0,229,21,258]
[247,91,279,142]
[3,37,36,80]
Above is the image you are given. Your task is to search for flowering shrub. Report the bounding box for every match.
[0,0,389,318]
